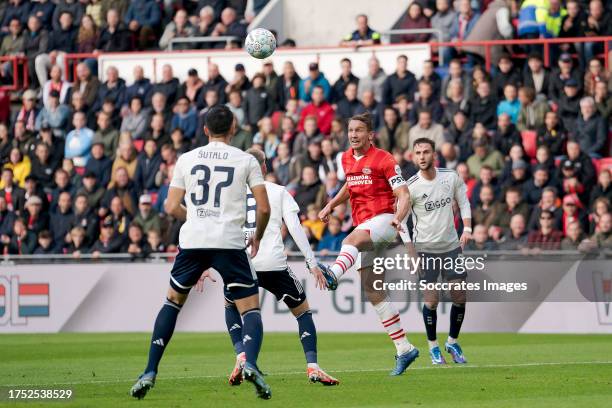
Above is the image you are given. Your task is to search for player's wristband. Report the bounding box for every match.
[463,227,472,233]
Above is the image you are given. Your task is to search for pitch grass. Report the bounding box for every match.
[0,333,611,407]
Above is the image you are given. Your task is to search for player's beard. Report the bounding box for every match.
[419,160,434,171]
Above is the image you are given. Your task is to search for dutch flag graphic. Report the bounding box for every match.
[18,284,49,317]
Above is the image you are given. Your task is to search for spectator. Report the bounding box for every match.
[562,139,596,187]
[275,61,300,112]
[178,68,204,107]
[430,0,456,65]
[41,65,71,109]
[121,96,149,140]
[199,63,228,107]
[23,194,48,235]
[49,191,72,249]
[498,213,529,250]
[159,9,195,50]
[420,59,442,98]
[64,112,94,168]
[355,90,381,130]
[253,118,279,163]
[558,0,585,55]
[30,0,55,31]
[71,63,100,110]
[85,141,112,188]
[298,86,335,136]
[294,167,326,216]
[145,229,165,253]
[49,169,73,213]
[581,0,611,65]
[90,215,124,256]
[94,112,119,159]
[593,80,612,123]
[340,14,381,46]
[491,187,530,230]
[517,86,549,132]
[560,193,588,236]
[518,0,549,43]
[292,116,322,160]
[469,81,497,130]
[336,83,363,121]
[442,79,469,127]
[29,142,56,189]
[244,73,272,130]
[522,52,550,99]
[3,148,30,188]
[12,120,36,158]
[95,66,126,112]
[467,138,504,178]
[70,192,99,243]
[492,113,521,156]
[77,14,99,54]
[2,217,36,254]
[133,193,161,234]
[0,18,24,83]
[491,54,522,99]
[527,186,563,231]
[134,140,161,194]
[226,90,245,128]
[317,215,347,252]
[409,80,443,124]
[332,58,359,104]
[76,171,105,209]
[35,90,70,138]
[358,57,386,102]
[193,6,215,44]
[272,142,292,186]
[64,226,89,256]
[299,62,331,103]
[102,166,138,216]
[33,230,56,254]
[0,168,25,212]
[472,184,497,227]
[463,0,513,66]
[86,0,104,27]
[96,8,130,52]
[110,139,138,182]
[225,63,251,95]
[378,106,410,152]
[575,96,607,157]
[590,169,612,207]
[496,84,520,124]
[0,195,16,238]
[580,212,612,250]
[399,2,431,43]
[171,96,197,140]
[588,196,610,234]
[407,110,445,151]
[523,164,557,205]
[561,220,585,250]
[124,0,161,50]
[52,0,84,31]
[34,11,77,86]
[382,55,417,105]
[584,58,608,97]
[121,222,149,258]
[210,7,247,48]
[1,0,31,32]
[151,64,179,107]
[13,90,38,134]
[445,111,473,157]
[465,224,498,250]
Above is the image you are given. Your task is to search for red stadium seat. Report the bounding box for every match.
[133,140,144,152]
[149,192,159,205]
[521,130,537,158]
[596,158,612,175]
[75,166,85,176]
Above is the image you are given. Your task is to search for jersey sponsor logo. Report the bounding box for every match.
[362,167,371,175]
[424,197,452,211]
[197,208,221,218]
[347,174,373,186]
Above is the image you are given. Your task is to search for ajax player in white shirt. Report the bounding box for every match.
[215,148,339,386]
[403,138,472,365]
[130,106,273,400]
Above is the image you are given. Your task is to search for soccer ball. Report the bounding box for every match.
[245,28,277,59]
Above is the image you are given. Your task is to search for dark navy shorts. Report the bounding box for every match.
[170,248,258,299]
[418,247,466,283]
[224,267,306,309]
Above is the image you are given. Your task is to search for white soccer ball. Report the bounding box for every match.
[245,28,277,59]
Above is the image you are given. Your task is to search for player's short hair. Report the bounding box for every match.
[205,105,234,136]
[246,148,266,165]
[412,137,435,150]
[349,112,373,132]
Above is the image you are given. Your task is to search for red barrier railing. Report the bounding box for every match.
[64,53,97,82]
[0,56,29,91]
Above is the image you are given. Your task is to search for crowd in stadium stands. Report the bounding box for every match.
[0,0,611,258]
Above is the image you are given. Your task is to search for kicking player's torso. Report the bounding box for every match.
[177,142,259,250]
[245,181,297,271]
[408,168,460,253]
[341,145,401,225]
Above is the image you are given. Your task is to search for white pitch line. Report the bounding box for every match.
[2,361,612,388]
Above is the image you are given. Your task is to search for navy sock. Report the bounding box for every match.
[449,304,465,339]
[422,304,437,342]
[145,298,182,373]
[296,311,317,364]
[241,308,263,366]
[225,303,245,354]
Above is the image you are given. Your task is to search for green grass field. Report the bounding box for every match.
[1,333,611,407]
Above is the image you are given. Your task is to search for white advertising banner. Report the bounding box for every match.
[0,261,611,334]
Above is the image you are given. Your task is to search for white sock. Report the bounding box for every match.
[428,340,439,349]
[307,363,319,369]
[374,300,414,356]
[447,336,457,345]
[329,245,358,279]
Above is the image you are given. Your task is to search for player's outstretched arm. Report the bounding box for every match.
[250,184,271,257]
[165,187,187,221]
[391,185,410,232]
[319,183,349,222]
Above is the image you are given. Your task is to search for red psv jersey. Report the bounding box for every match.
[342,145,405,225]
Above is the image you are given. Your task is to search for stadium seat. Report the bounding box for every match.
[521,130,537,159]
[133,140,144,152]
[596,158,612,175]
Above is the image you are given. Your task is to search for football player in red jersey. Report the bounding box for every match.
[318,112,419,376]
